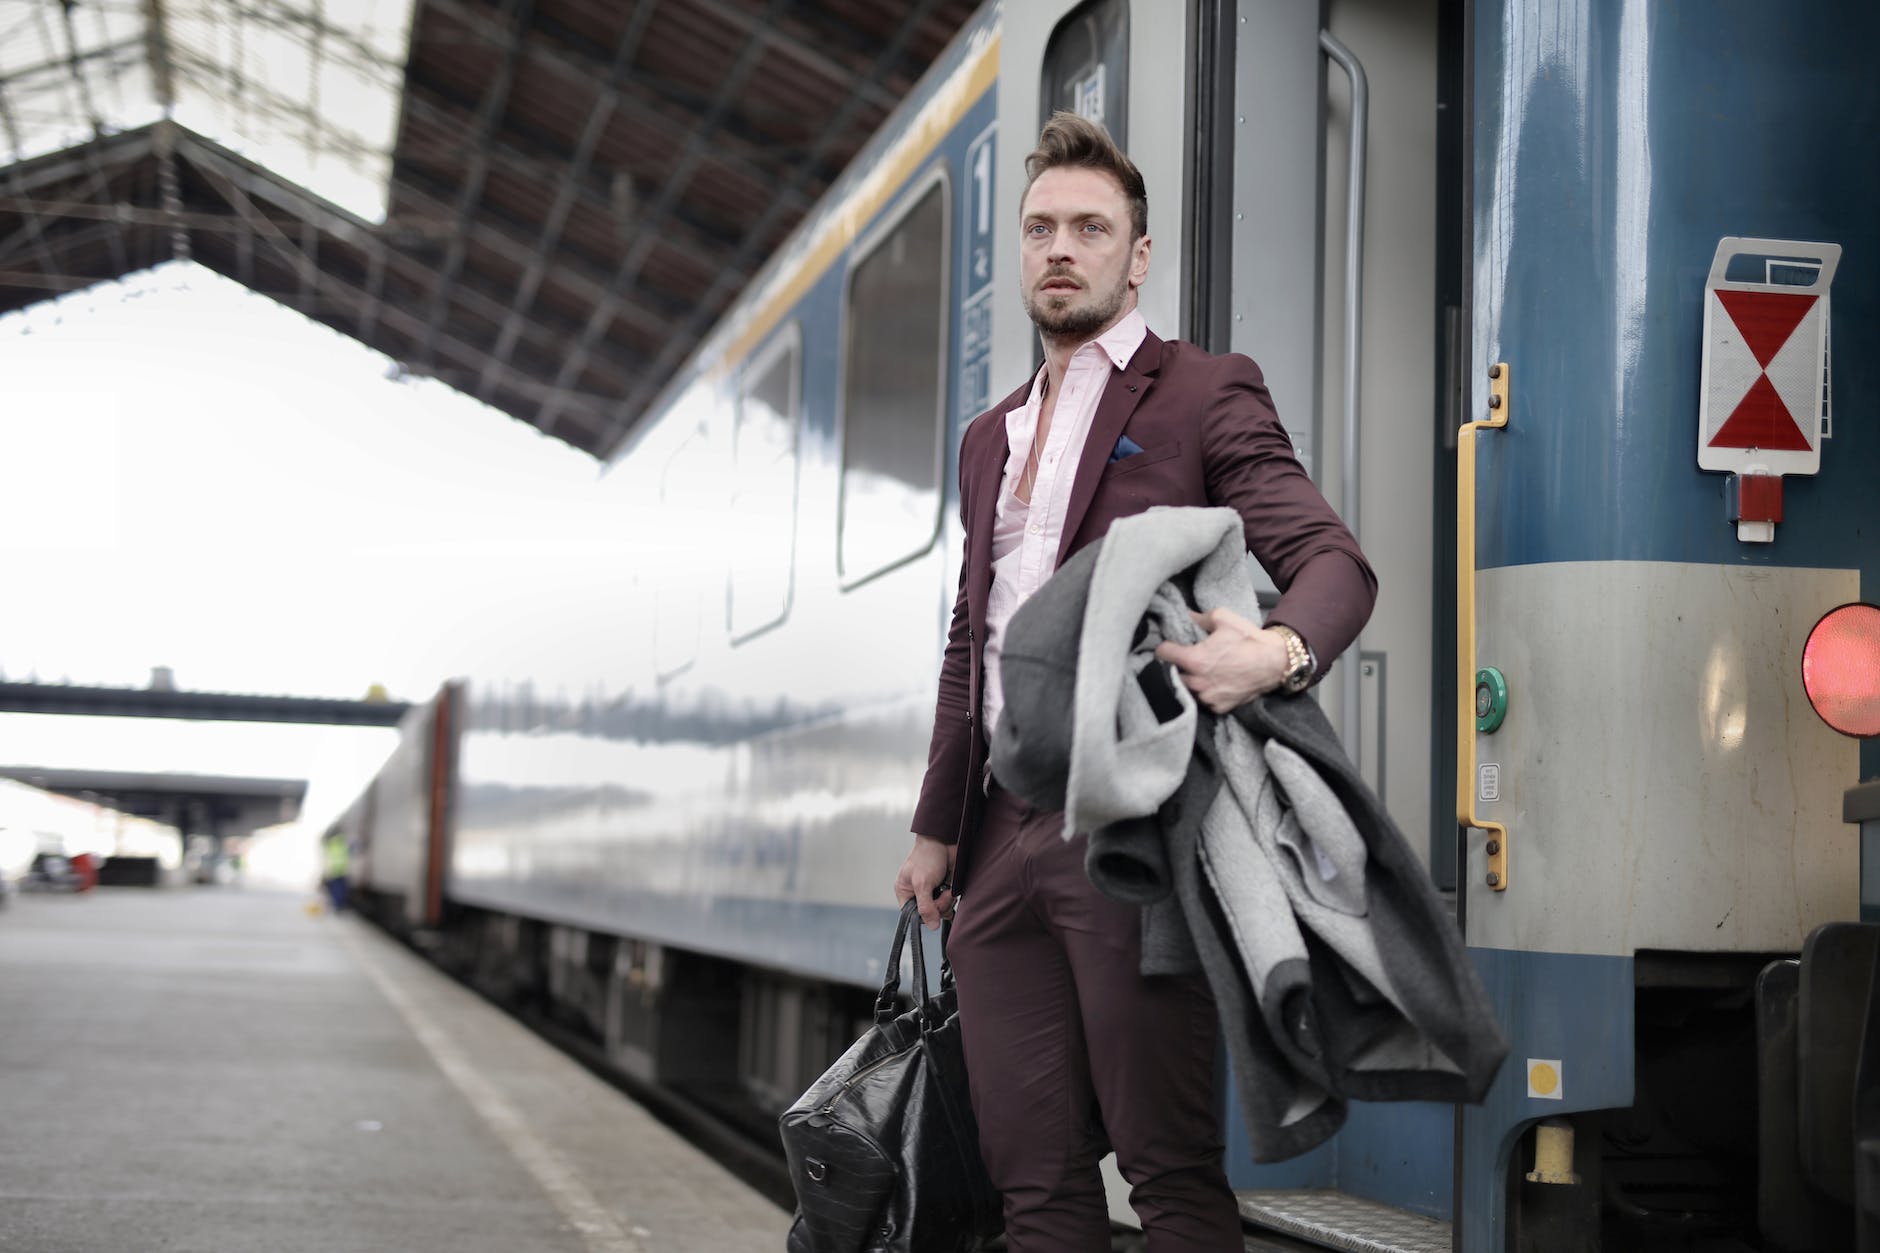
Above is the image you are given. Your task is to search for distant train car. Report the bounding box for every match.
[340,1,1880,1247]
[349,682,458,934]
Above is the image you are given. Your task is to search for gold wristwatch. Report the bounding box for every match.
[1270,625,1316,694]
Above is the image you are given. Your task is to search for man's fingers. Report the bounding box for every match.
[1215,607,1259,635]
[1154,639,1194,667]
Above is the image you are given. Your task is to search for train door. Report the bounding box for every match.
[1224,0,1451,884]
[1000,0,1451,871]
[1001,0,1459,1241]
[1219,0,1461,1243]
[993,0,1230,1230]
[988,0,1192,396]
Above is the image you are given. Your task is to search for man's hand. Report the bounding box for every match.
[894,835,957,930]
[1154,607,1290,713]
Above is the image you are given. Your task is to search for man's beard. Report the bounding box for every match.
[1025,267,1129,339]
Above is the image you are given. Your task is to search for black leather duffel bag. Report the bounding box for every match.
[779,900,1003,1252]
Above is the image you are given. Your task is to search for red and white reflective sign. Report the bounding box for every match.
[1698,237,1839,477]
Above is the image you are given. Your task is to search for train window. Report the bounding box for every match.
[729,328,801,641]
[1040,0,1129,144]
[838,175,949,584]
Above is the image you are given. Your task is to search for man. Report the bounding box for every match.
[893,113,1375,1250]
[321,829,350,914]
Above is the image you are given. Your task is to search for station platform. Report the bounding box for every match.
[0,886,786,1252]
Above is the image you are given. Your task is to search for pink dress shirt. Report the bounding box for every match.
[981,309,1148,739]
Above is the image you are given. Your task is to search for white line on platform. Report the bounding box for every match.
[342,926,648,1253]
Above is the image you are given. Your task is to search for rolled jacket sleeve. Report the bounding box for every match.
[1199,353,1377,664]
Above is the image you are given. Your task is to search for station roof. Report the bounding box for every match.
[0,0,978,458]
[0,765,305,840]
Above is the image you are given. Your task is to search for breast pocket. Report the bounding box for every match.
[1101,440,1182,479]
[1097,439,1191,512]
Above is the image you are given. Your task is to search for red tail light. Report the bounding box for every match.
[1802,603,1880,738]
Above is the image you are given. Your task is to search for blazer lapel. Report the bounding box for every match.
[966,381,1029,622]
[1055,330,1165,567]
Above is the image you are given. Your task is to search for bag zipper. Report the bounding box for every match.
[816,1047,906,1114]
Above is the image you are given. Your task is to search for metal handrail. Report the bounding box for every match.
[1320,29,1368,768]
[1458,365,1510,892]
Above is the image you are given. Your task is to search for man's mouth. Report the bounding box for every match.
[1040,278,1081,294]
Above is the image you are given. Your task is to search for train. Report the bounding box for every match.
[332,1,1880,1248]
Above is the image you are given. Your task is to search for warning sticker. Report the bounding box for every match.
[1527,1058,1564,1100]
[1697,237,1839,478]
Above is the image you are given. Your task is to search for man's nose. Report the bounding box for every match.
[1045,228,1075,262]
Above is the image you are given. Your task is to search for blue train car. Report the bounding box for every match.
[343,2,1880,1246]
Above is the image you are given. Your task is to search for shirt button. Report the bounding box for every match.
[1029,524,1042,536]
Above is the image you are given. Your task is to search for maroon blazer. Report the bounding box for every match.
[910,329,1377,876]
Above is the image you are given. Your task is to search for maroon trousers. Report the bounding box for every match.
[947,786,1241,1252]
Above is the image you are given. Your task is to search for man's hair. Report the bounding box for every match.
[1022,112,1148,241]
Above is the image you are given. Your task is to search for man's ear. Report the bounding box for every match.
[1129,234,1152,289]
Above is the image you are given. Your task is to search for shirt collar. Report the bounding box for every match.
[1087,307,1149,371]
[1024,307,1150,401]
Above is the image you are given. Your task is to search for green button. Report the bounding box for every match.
[1476,667,1508,733]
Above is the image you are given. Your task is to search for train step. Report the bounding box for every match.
[1237,1189,1450,1253]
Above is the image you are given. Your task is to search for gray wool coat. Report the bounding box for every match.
[989,507,1508,1163]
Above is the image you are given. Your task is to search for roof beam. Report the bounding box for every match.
[394,75,750,277]
[142,0,189,263]
[53,132,639,395]
[0,128,156,201]
[423,0,813,213]
[0,267,118,292]
[414,0,534,375]
[475,0,660,401]
[183,147,619,446]
[611,0,948,441]
[53,0,106,139]
[0,163,640,402]
[0,193,326,235]
[684,0,898,112]
[0,78,63,281]
[355,229,386,339]
[534,0,784,435]
[141,0,179,109]
[392,160,677,336]
[35,0,128,276]
[0,34,147,97]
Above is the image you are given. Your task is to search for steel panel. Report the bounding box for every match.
[1467,559,1858,957]
[1470,0,1880,575]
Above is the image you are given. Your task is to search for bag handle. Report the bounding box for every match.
[876,899,955,1027]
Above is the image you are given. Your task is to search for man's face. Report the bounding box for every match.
[1019,166,1151,341]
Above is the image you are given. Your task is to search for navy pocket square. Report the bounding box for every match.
[1109,435,1145,464]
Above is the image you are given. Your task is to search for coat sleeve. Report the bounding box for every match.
[909,433,978,843]
[1200,352,1377,665]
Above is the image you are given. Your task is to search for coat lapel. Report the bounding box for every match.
[966,379,1030,623]
[1054,330,1165,567]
